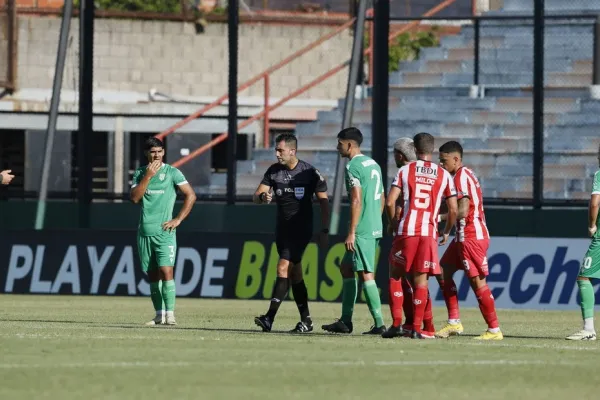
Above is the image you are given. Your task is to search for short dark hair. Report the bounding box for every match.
[337,127,363,146]
[145,137,164,151]
[439,141,463,158]
[413,132,435,154]
[275,133,297,149]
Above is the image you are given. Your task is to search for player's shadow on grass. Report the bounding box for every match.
[1,318,100,324]
[100,324,381,337]
[98,325,560,340]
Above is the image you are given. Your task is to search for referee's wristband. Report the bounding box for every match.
[259,192,266,202]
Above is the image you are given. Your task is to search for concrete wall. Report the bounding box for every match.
[16,16,352,100]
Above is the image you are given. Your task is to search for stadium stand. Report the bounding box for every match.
[222,1,600,201]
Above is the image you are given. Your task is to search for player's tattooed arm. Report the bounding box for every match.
[440,195,458,245]
[457,197,470,220]
[438,201,448,221]
[253,183,272,204]
[385,186,401,235]
[588,194,600,237]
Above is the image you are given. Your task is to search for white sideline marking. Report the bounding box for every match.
[0,359,574,370]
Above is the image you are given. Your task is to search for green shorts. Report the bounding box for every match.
[342,237,379,273]
[580,237,600,279]
[137,230,177,272]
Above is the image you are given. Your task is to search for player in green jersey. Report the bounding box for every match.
[322,127,387,335]
[566,147,600,340]
[130,137,196,326]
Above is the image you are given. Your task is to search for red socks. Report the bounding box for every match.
[423,289,435,332]
[475,285,499,329]
[402,278,414,330]
[388,278,403,328]
[443,278,460,320]
[412,285,428,334]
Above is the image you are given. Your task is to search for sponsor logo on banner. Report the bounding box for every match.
[432,237,600,310]
[0,231,233,298]
[1,231,599,310]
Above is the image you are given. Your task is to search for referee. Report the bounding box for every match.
[253,133,330,333]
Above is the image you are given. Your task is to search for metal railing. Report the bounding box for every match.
[162,0,459,169]
[373,10,600,208]
[154,16,357,146]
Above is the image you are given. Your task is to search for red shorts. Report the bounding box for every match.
[389,236,441,275]
[440,239,490,278]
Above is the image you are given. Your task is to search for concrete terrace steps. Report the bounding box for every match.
[387,86,592,98]
[502,0,600,13]
[234,160,596,180]
[343,96,583,113]
[240,6,600,201]
[391,71,592,87]
[400,59,591,75]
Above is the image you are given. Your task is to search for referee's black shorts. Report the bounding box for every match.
[275,226,312,264]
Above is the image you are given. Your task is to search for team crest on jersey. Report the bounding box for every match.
[294,187,305,199]
[159,173,166,181]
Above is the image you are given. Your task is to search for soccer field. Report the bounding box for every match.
[0,295,597,399]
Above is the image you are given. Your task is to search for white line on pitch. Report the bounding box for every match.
[0,359,574,370]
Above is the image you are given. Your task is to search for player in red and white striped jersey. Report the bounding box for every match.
[383,133,458,339]
[436,141,503,341]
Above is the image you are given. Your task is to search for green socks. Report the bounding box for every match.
[363,280,384,328]
[341,278,358,324]
[162,280,176,312]
[341,278,385,328]
[150,281,165,312]
[578,279,595,321]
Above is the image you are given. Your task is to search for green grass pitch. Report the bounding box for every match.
[0,295,597,399]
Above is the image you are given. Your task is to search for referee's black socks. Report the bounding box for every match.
[291,280,311,322]
[266,277,289,320]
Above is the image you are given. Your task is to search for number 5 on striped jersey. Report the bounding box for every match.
[414,183,431,209]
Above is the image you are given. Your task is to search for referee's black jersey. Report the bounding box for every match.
[260,160,328,230]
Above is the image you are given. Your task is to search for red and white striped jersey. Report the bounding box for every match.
[454,166,490,242]
[392,160,456,239]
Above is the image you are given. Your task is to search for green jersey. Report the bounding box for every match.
[345,154,384,239]
[132,163,188,236]
[593,170,600,231]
